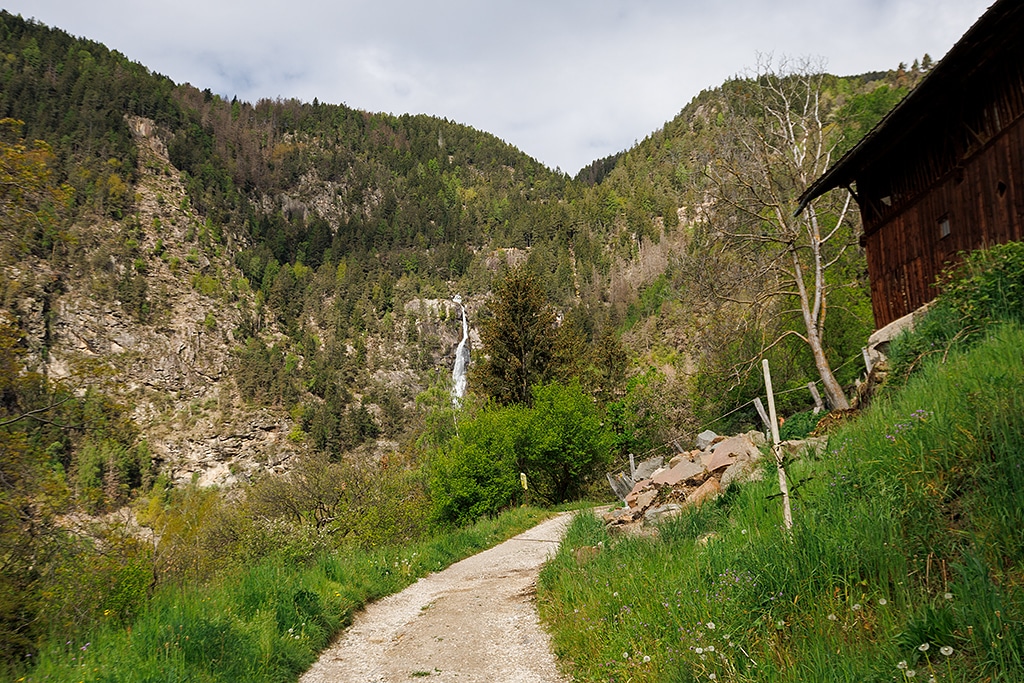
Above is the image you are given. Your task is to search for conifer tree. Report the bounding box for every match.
[473,266,558,406]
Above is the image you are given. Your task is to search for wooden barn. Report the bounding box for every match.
[799,0,1024,328]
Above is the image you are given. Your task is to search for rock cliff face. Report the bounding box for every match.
[3,116,479,487]
[5,117,297,486]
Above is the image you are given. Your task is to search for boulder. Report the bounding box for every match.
[630,489,658,511]
[633,456,664,480]
[644,504,683,524]
[601,506,633,524]
[572,545,600,565]
[695,429,719,451]
[711,434,761,462]
[720,459,764,489]
[745,430,768,447]
[697,531,720,546]
[685,477,723,508]
[652,458,705,487]
[625,479,654,505]
[780,437,828,459]
[608,519,655,537]
[701,449,736,473]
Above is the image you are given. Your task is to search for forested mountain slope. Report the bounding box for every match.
[0,11,568,489]
[1,10,934,489]
[1,11,928,488]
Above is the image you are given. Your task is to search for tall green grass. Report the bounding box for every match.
[539,324,1024,682]
[19,506,549,682]
[887,240,1024,390]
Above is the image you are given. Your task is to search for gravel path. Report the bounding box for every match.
[299,512,574,683]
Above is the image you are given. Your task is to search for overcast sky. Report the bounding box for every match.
[4,0,994,174]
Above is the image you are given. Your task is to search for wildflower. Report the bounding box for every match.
[643,655,651,663]
[709,675,717,681]
[897,660,908,670]
[827,614,838,621]
[944,592,953,600]
[940,646,954,656]
[775,620,785,629]
[695,647,704,654]
[613,592,619,597]
[706,645,715,652]
[741,529,748,535]
[906,670,916,678]
[622,652,629,659]
[878,598,888,606]
[852,604,862,611]
[918,642,930,652]
[706,622,716,630]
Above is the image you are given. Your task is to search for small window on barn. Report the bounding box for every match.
[939,214,951,239]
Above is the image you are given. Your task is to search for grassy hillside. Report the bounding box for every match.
[537,244,1024,682]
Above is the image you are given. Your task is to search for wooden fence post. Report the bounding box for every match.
[808,382,825,414]
[763,359,793,532]
[753,397,771,436]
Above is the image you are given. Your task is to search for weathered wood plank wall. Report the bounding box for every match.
[864,114,1024,326]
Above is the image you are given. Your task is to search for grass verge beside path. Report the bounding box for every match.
[539,324,1024,682]
[22,506,552,683]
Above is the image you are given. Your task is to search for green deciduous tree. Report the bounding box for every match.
[428,381,611,524]
[0,118,72,260]
[525,381,612,504]
[428,406,526,526]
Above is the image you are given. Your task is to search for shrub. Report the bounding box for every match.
[525,381,613,503]
[429,407,525,526]
[940,240,1024,328]
[429,381,612,524]
[778,409,820,441]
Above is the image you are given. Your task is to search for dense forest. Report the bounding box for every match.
[0,10,934,674]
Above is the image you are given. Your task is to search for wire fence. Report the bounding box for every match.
[609,351,867,469]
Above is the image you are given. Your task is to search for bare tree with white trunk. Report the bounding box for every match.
[705,56,857,411]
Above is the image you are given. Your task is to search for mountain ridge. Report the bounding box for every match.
[0,9,924,489]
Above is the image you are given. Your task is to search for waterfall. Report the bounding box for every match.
[451,295,470,404]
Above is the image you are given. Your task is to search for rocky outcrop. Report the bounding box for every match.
[1,116,303,487]
[3,116,491,489]
[603,430,825,534]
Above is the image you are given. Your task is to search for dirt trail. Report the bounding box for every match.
[299,512,574,683]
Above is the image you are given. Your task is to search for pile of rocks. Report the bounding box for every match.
[602,430,826,534]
